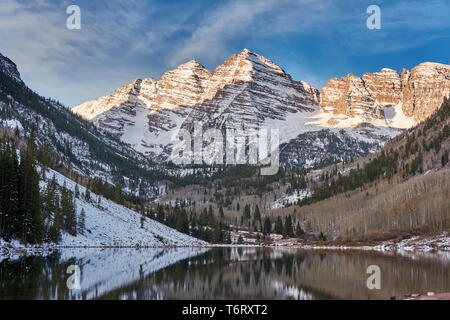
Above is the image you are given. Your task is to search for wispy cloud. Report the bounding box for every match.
[169,0,337,67]
[0,0,157,106]
[1,0,449,107]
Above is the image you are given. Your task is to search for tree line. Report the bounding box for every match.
[0,130,84,244]
[152,204,231,243]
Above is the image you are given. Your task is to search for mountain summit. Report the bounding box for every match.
[72,50,450,166]
[320,62,450,127]
[72,49,321,160]
[0,53,22,83]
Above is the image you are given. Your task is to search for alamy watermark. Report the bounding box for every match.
[366,265,381,290]
[66,5,81,30]
[170,122,280,175]
[366,5,381,30]
[66,265,81,290]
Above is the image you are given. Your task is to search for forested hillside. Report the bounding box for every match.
[273,98,450,241]
[0,129,206,247]
[157,98,449,243]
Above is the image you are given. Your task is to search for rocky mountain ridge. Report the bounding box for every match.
[8,48,448,170]
[320,62,450,127]
[0,53,22,84]
[0,52,169,199]
[72,49,322,161]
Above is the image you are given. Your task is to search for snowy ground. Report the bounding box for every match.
[221,230,450,255]
[1,168,207,255]
[376,231,450,252]
[270,189,310,209]
[298,231,450,255]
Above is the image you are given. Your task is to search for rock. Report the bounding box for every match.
[320,63,450,125]
[71,50,450,167]
[401,63,450,122]
[0,53,23,83]
[72,49,320,161]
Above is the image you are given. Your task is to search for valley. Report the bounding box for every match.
[1,49,449,252]
[1,0,450,303]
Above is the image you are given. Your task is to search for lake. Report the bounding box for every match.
[1,247,449,300]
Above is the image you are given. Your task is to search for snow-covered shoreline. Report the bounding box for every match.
[295,231,450,253]
[1,167,208,258]
[3,231,449,258]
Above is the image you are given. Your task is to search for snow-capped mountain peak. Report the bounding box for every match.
[72,49,321,160]
[71,50,450,168]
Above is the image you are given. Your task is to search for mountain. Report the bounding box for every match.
[280,62,450,169]
[286,97,450,241]
[73,49,450,169]
[0,53,22,84]
[72,49,322,161]
[279,128,381,170]
[319,62,450,127]
[0,52,169,198]
[159,97,449,242]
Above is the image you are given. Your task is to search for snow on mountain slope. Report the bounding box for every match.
[72,49,321,160]
[41,168,207,247]
[0,52,171,199]
[0,52,145,173]
[179,49,321,144]
[0,52,22,83]
[72,50,450,170]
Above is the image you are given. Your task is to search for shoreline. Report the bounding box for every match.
[2,231,450,257]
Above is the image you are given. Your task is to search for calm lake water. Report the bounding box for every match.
[1,247,449,300]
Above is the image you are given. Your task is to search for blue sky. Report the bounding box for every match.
[1,0,449,107]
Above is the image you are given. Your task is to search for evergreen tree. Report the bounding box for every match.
[61,182,77,236]
[18,129,44,244]
[319,232,327,241]
[212,222,223,243]
[263,216,271,235]
[74,184,80,198]
[219,205,224,219]
[114,184,121,204]
[140,206,145,229]
[253,205,261,230]
[0,141,19,240]
[295,222,305,237]
[275,216,283,235]
[243,204,251,227]
[156,204,165,222]
[284,215,294,238]
[78,208,86,235]
[84,188,91,202]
